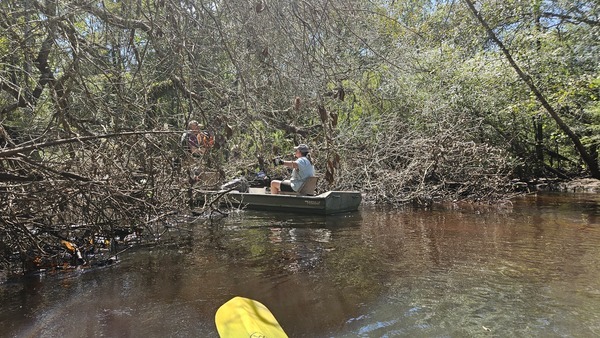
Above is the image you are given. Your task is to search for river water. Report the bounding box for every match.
[1,193,599,337]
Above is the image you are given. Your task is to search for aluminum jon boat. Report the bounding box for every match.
[223,190,362,215]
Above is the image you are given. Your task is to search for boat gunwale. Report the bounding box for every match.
[221,190,362,215]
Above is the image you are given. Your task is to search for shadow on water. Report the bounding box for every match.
[1,193,600,337]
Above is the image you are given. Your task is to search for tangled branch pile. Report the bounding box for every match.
[0,132,217,276]
[334,110,518,205]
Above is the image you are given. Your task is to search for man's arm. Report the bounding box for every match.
[281,160,298,169]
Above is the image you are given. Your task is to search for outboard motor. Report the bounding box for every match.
[220,177,249,193]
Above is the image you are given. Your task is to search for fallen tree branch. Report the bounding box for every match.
[0,130,180,158]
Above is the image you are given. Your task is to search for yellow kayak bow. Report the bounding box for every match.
[215,296,288,338]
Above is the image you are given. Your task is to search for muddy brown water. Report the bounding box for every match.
[1,192,599,337]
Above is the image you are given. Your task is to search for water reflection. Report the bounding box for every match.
[1,193,599,337]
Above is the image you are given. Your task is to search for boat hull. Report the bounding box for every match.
[224,191,362,215]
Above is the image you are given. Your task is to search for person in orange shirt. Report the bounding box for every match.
[183,120,214,156]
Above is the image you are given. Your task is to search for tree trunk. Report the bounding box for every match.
[463,0,600,179]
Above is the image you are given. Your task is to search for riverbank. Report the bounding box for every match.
[558,178,600,193]
[512,178,600,194]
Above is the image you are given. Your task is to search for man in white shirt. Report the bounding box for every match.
[270,144,315,194]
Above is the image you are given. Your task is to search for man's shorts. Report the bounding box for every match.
[280,180,295,192]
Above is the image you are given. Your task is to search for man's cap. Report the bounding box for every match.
[294,144,310,153]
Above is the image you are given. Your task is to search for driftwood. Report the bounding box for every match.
[0,132,220,277]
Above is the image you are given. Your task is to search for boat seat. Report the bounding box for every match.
[280,176,318,196]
